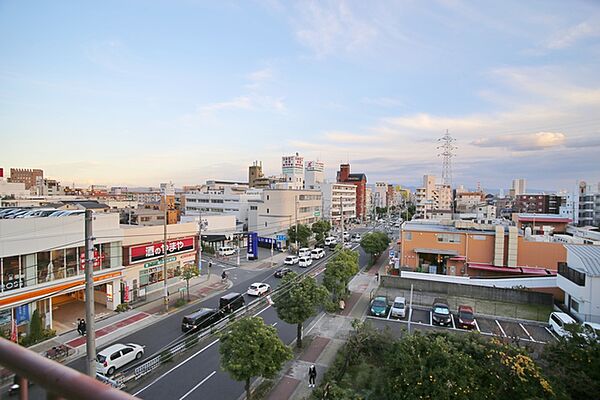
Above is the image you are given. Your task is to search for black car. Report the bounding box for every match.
[431,298,452,326]
[274,267,292,278]
[219,292,245,314]
[182,308,220,333]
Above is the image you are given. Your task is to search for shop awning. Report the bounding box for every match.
[468,262,555,275]
[449,256,467,261]
[413,248,459,256]
[201,234,228,243]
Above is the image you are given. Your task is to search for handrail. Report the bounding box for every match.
[0,338,137,400]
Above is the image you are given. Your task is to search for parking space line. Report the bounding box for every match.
[495,320,507,337]
[429,311,432,326]
[179,371,217,400]
[474,319,480,332]
[545,326,559,341]
[451,314,456,330]
[272,322,278,327]
[519,323,534,341]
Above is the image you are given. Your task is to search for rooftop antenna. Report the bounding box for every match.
[437,129,456,186]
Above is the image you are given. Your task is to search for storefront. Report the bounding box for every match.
[121,236,197,303]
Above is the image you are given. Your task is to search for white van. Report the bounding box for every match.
[549,312,577,338]
[310,248,325,260]
[218,246,236,256]
[324,236,337,246]
[298,248,311,258]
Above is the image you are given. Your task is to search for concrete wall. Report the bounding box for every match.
[380,274,554,306]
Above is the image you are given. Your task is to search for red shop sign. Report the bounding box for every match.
[129,237,195,264]
[80,249,105,270]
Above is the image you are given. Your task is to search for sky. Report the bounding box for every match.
[1,0,600,191]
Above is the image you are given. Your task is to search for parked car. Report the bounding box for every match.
[344,242,354,249]
[581,321,600,341]
[431,298,452,326]
[352,233,361,242]
[247,282,270,296]
[219,292,245,314]
[96,343,144,376]
[370,296,389,317]
[310,248,325,260]
[218,246,236,256]
[298,248,311,258]
[549,312,577,338]
[324,236,337,246]
[181,308,220,333]
[274,267,292,278]
[343,232,350,240]
[298,256,313,268]
[284,255,299,265]
[456,305,476,329]
[390,296,406,319]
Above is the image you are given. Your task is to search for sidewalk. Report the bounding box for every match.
[29,272,229,363]
[265,258,387,400]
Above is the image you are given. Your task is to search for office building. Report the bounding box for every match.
[337,164,367,220]
[304,160,325,189]
[318,182,356,224]
[281,153,304,190]
[9,168,43,190]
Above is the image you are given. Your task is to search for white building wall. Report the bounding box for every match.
[319,182,356,224]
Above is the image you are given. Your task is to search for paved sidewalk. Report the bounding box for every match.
[265,260,386,400]
[28,272,229,363]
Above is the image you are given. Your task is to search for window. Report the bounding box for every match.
[265,222,268,227]
[266,208,270,214]
[570,298,580,313]
[121,347,133,355]
[250,206,257,210]
[266,195,269,200]
[405,232,412,241]
[1,256,22,292]
[558,262,585,286]
[437,234,461,243]
[110,352,122,361]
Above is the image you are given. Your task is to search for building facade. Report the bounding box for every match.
[318,182,356,224]
[304,160,324,190]
[337,164,367,220]
[281,153,304,190]
[9,168,43,190]
[558,245,600,323]
[415,175,453,219]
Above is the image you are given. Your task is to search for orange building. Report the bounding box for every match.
[399,220,565,277]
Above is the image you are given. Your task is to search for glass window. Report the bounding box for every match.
[66,248,78,278]
[2,256,22,292]
[37,251,51,283]
[101,243,111,269]
[50,249,65,280]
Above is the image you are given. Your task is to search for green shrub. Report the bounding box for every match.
[160,350,173,364]
[174,298,187,308]
[185,335,198,350]
[115,303,130,313]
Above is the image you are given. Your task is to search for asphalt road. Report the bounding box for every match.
[25,224,380,400]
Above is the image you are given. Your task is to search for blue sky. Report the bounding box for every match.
[1,0,599,191]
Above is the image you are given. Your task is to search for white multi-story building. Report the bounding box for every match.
[512,178,527,196]
[248,189,322,237]
[318,182,356,224]
[365,187,373,220]
[305,160,324,189]
[184,181,261,229]
[281,153,304,190]
[576,181,600,227]
[415,175,453,219]
[558,245,600,323]
[374,182,387,209]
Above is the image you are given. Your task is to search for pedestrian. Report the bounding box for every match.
[76,318,82,335]
[221,270,228,282]
[376,272,379,282]
[208,261,212,269]
[308,365,317,388]
[80,319,86,336]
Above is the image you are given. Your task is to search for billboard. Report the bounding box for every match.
[130,237,195,264]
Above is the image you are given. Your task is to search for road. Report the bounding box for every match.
[26,224,378,400]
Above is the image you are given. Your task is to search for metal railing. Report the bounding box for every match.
[0,337,137,399]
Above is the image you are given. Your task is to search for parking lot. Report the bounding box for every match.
[367,305,558,344]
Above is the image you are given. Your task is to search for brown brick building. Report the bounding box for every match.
[9,168,43,190]
[337,164,367,220]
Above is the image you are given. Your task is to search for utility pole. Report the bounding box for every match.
[294,195,298,251]
[407,284,414,335]
[84,210,96,378]
[340,195,344,245]
[197,210,203,275]
[271,240,274,268]
[237,234,241,267]
[163,192,169,313]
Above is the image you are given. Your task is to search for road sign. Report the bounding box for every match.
[314,211,321,217]
[389,250,395,258]
[276,234,287,241]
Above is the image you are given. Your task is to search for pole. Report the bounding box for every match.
[84,210,96,378]
[163,193,169,312]
[198,212,203,273]
[340,195,344,245]
[237,234,241,267]
[295,195,298,251]
[408,284,414,335]
[271,241,274,268]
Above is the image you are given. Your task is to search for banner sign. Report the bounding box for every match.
[130,237,195,264]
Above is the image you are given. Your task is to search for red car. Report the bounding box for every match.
[457,305,476,330]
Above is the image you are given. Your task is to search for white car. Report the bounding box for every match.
[96,343,144,376]
[324,236,337,246]
[311,248,325,259]
[549,312,577,338]
[343,242,354,249]
[352,234,361,242]
[390,296,406,319]
[284,255,299,265]
[298,256,313,267]
[581,321,600,341]
[247,282,270,296]
[298,248,311,258]
[343,232,350,240]
[218,246,236,256]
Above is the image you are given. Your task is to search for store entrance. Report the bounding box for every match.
[51,290,109,334]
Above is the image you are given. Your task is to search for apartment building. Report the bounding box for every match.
[337,164,367,220]
[374,182,387,209]
[247,189,322,237]
[415,174,453,219]
[558,245,600,323]
[576,181,600,227]
[318,182,357,224]
[9,168,43,190]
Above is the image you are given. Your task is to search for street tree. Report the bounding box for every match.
[220,316,293,400]
[323,248,359,302]
[360,232,390,264]
[287,223,312,248]
[273,271,329,348]
[311,220,331,245]
[180,264,199,301]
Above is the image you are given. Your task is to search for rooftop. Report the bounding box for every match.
[564,244,600,276]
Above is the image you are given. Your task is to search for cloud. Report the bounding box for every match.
[546,19,600,49]
[472,132,566,151]
[293,1,378,57]
[200,96,253,113]
[245,67,274,90]
[324,131,379,143]
[362,97,404,108]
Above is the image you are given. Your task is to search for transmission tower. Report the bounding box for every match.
[437,130,456,186]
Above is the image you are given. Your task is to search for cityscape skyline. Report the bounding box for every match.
[2,1,600,189]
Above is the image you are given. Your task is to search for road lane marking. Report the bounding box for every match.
[495,320,507,337]
[519,323,534,341]
[429,311,432,326]
[133,339,220,396]
[451,314,456,330]
[545,326,559,341]
[272,322,278,327]
[474,319,480,332]
[223,267,237,272]
[179,371,217,400]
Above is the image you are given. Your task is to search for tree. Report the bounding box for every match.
[311,220,331,245]
[540,325,600,399]
[273,272,329,348]
[220,317,292,400]
[287,224,312,248]
[360,232,390,264]
[323,248,359,302]
[180,264,199,301]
